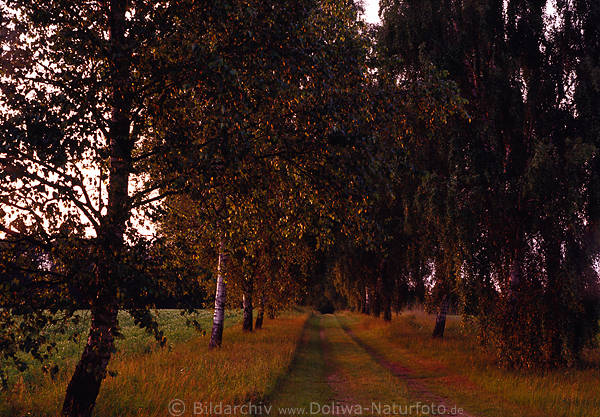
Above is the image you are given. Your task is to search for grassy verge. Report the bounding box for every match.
[319,314,412,409]
[1,309,309,417]
[267,314,333,414]
[338,310,600,417]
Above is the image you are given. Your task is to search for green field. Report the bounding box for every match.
[1,309,307,416]
[1,310,237,387]
[3,309,600,416]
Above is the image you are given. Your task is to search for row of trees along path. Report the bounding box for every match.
[1,1,599,416]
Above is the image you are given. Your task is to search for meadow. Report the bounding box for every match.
[3,308,600,417]
[1,309,308,417]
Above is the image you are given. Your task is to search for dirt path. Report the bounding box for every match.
[338,317,477,417]
[319,328,360,416]
[268,314,479,417]
[265,315,333,415]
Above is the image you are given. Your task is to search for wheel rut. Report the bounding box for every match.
[337,317,478,417]
[319,326,360,416]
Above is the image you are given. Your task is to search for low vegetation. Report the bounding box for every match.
[1,309,308,417]
[338,310,600,417]
[4,308,600,416]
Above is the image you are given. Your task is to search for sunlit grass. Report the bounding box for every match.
[1,309,309,417]
[338,310,600,417]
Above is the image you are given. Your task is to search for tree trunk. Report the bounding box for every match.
[364,286,371,315]
[372,299,381,317]
[541,221,564,362]
[383,292,392,322]
[432,296,450,338]
[209,238,227,349]
[62,298,118,416]
[255,293,265,329]
[372,276,383,318]
[383,304,392,321]
[62,2,131,415]
[509,259,520,290]
[242,276,253,331]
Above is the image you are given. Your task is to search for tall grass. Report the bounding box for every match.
[338,310,600,417]
[1,309,308,417]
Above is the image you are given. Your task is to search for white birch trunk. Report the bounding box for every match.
[209,239,227,348]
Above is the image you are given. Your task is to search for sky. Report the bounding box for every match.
[361,1,558,25]
[363,0,380,24]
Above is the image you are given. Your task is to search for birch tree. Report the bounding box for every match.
[0,1,215,414]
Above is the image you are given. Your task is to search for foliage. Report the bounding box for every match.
[378,0,600,367]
